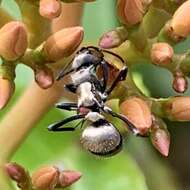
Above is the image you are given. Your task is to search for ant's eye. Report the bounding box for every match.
[80,123,122,157]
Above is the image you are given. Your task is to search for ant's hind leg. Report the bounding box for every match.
[103,106,141,136]
[48,115,85,132]
[55,102,78,111]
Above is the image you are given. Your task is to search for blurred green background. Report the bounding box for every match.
[1,0,190,190]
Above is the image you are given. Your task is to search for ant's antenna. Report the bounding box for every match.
[84,46,125,63]
[56,59,74,81]
[102,49,124,63]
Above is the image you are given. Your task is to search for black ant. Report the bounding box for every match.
[48,46,140,157]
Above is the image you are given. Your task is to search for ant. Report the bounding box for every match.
[48,46,140,157]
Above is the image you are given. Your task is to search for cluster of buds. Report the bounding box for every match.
[120,96,170,156]
[101,1,190,158]
[0,18,83,109]
[5,162,82,190]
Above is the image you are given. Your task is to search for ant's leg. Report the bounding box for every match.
[106,66,128,95]
[48,115,85,132]
[103,106,141,136]
[64,83,77,93]
[55,102,78,111]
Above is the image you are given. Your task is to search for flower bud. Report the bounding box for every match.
[99,27,128,49]
[120,97,152,135]
[75,0,95,1]
[166,97,190,121]
[63,0,95,2]
[32,166,59,190]
[117,0,151,26]
[151,127,170,157]
[58,170,82,188]
[0,77,15,109]
[43,26,84,61]
[5,162,31,190]
[39,0,62,19]
[151,42,174,65]
[172,71,188,93]
[35,67,54,89]
[5,163,27,183]
[170,0,190,38]
[0,21,28,61]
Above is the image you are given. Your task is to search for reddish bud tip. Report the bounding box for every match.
[151,128,170,157]
[99,30,123,49]
[58,170,82,188]
[39,0,62,19]
[172,71,188,93]
[35,67,54,89]
[5,163,27,183]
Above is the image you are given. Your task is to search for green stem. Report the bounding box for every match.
[0,166,13,190]
[16,0,51,48]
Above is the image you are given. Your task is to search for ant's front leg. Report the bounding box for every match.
[48,114,85,132]
[56,102,78,111]
[64,83,77,94]
[106,66,128,95]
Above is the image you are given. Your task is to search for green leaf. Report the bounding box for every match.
[62,147,148,190]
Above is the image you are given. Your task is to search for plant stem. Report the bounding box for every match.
[0,6,14,27]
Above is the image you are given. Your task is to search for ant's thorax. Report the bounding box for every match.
[70,66,95,85]
[77,82,96,107]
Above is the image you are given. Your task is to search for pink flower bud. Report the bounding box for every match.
[166,97,190,121]
[32,166,59,190]
[5,163,27,183]
[117,0,151,26]
[0,77,14,109]
[39,0,62,19]
[99,27,128,49]
[58,170,82,188]
[35,67,54,89]
[0,21,28,61]
[172,71,188,93]
[120,97,152,135]
[151,42,174,65]
[43,26,84,61]
[151,127,170,157]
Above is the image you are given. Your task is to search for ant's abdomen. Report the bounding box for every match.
[80,121,122,157]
